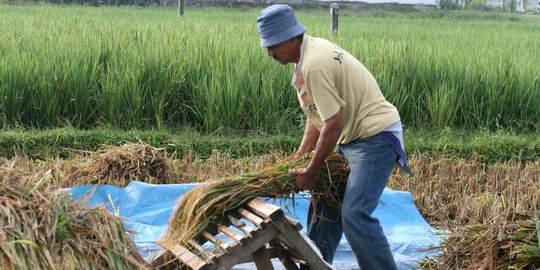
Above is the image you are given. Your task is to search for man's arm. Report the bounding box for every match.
[296,118,320,156]
[289,111,343,190]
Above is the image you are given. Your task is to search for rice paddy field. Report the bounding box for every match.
[1,3,539,270]
[0,5,539,132]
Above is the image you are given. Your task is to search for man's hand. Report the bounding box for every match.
[289,167,318,191]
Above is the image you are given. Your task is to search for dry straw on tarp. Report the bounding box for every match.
[0,165,148,270]
[424,217,540,270]
[68,142,172,186]
[399,156,540,270]
[158,152,349,250]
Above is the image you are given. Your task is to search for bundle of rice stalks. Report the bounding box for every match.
[158,152,348,249]
[423,216,540,270]
[510,219,540,269]
[68,142,172,186]
[0,166,148,270]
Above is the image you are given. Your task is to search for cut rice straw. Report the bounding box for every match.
[0,164,148,270]
[158,152,349,250]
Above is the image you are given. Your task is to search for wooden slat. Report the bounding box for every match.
[237,207,264,227]
[213,224,281,269]
[196,223,219,245]
[202,231,218,242]
[202,231,231,254]
[187,240,210,256]
[168,244,208,270]
[188,239,216,264]
[149,250,174,269]
[217,224,245,243]
[247,198,283,220]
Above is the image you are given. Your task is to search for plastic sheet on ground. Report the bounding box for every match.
[67,181,441,269]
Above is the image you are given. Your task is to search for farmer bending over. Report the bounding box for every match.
[256,5,412,269]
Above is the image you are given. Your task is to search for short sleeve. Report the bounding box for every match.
[304,68,345,121]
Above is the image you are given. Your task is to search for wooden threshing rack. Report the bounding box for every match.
[151,198,332,270]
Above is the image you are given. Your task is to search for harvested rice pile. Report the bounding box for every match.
[68,143,172,186]
[424,216,540,269]
[158,152,348,249]
[391,156,540,269]
[0,165,148,270]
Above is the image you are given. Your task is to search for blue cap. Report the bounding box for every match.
[257,4,307,48]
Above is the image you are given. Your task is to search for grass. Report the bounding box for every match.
[0,127,538,162]
[0,5,538,132]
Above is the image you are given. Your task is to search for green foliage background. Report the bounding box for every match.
[0,6,539,133]
[1,128,538,162]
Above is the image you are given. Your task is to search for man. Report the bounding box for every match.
[256,4,412,270]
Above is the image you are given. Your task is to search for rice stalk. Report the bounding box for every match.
[67,142,172,187]
[158,152,348,249]
[424,216,540,270]
[0,165,148,270]
[389,155,540,227]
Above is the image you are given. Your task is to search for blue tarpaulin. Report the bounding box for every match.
[68,181,440,269]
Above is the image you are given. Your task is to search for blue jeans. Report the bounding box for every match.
[302,134,398,270]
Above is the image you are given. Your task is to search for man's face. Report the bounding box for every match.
[266,39,296,65]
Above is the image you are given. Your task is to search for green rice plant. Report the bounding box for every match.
[0,5,538,132]
[0,53,35,126]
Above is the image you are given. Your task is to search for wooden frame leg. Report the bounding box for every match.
[269,240,300,270]
[273,216,332,270]
[253,247,274,270]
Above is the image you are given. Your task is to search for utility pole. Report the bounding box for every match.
[330,3,339,36]
[178,0,184,16]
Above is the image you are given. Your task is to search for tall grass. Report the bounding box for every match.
[0,5,538,132]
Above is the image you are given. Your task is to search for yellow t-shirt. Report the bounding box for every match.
[292,35,400,145]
